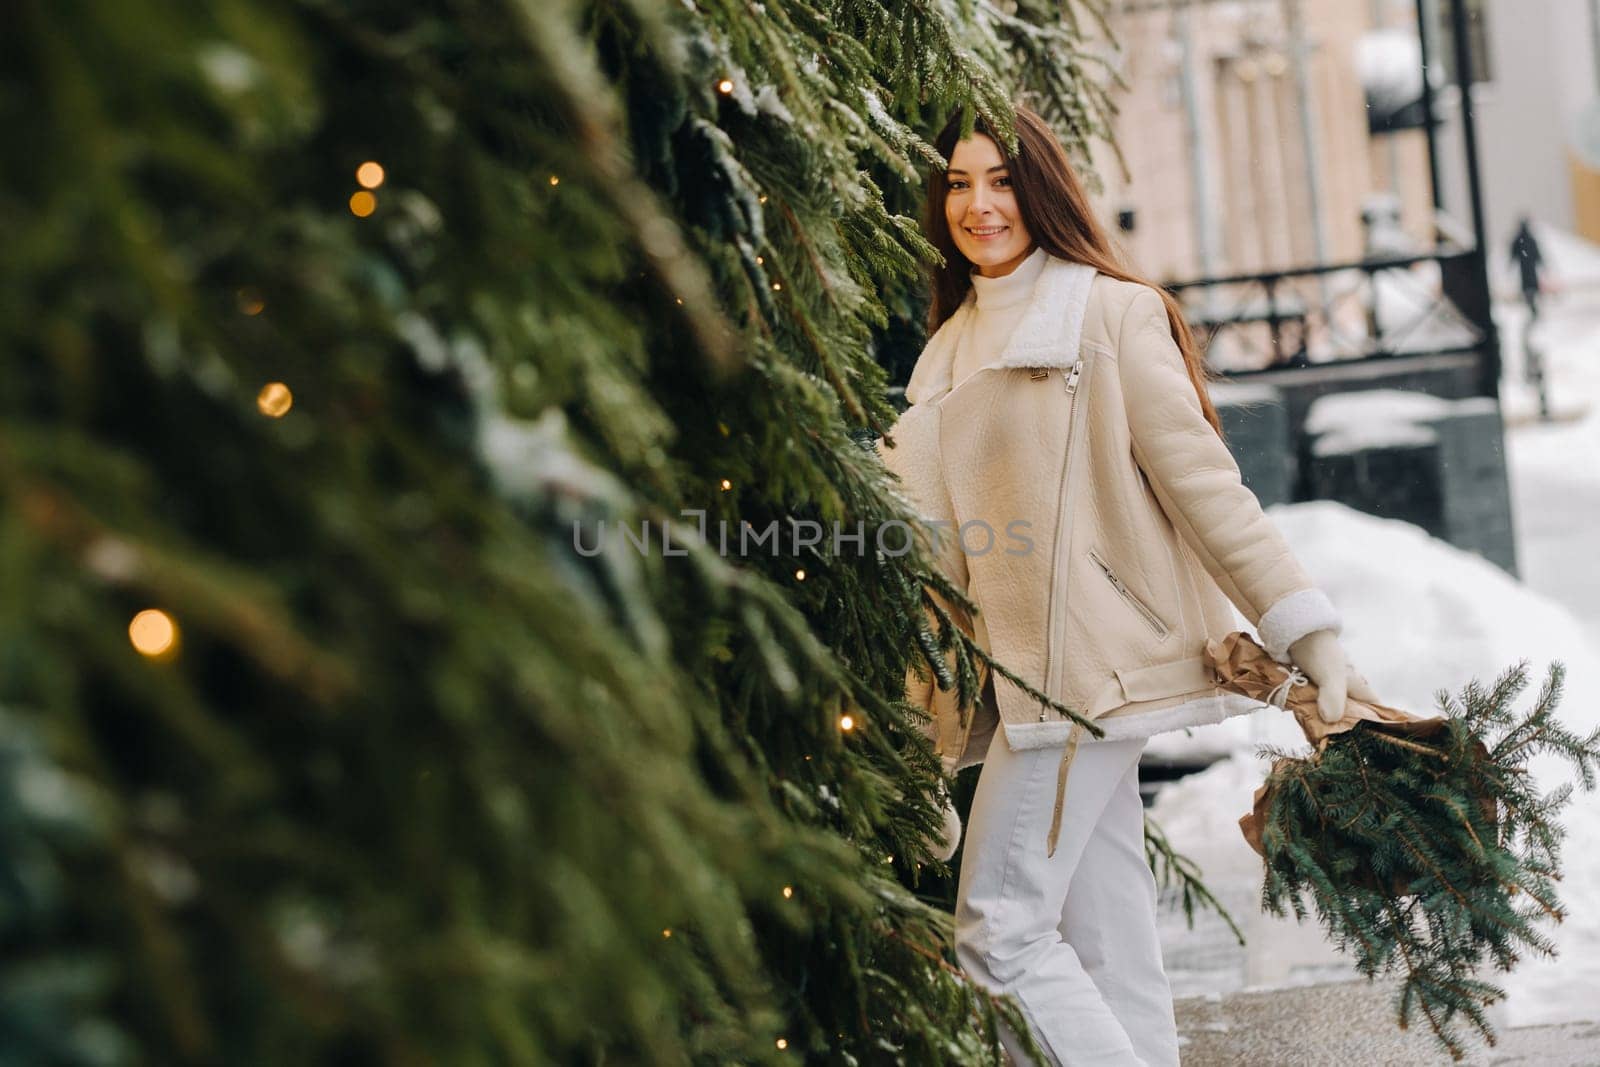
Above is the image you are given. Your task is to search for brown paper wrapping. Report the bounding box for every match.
[1202,632,1485,860]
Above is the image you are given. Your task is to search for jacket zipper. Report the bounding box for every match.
[1041,357,1088,718]
[1087,549,1170,638]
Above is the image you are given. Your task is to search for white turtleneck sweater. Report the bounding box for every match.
[949,244,1049,391]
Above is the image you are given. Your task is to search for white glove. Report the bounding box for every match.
[930,784,963,862]
[1288,629,1380,724]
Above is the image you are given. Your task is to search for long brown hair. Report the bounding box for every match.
[924,106,1222,436]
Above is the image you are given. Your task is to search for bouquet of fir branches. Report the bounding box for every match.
[1206,632,1600,1061]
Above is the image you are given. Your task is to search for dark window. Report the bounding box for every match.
[1436,0,1493,85]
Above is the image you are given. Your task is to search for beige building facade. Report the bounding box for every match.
[1087,0,1438,286]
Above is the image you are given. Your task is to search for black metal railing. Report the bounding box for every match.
[1164,246,1499,395]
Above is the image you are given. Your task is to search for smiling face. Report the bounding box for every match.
[944,133,1035,278]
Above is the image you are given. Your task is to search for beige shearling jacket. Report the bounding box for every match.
[878,254,1341,856]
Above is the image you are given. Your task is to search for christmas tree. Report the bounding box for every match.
[0,1,1222,1063]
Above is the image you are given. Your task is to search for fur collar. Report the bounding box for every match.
[904,254,1098,406]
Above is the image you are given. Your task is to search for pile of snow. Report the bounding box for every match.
[1301,391,1506,458]
[1303,387,1441,458]
[1354,29,1422,114]
[1309,421,1437,458]
[1301,389,1452,436]
[1151,500,1600,1027]
[1209,381,1284,409]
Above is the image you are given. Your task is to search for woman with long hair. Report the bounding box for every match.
[880,106,1378,1065]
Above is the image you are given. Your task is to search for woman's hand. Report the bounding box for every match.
[929,783,963,863]
[1288,629,1380,723]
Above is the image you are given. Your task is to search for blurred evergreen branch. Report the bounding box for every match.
[0,0,1179,1062]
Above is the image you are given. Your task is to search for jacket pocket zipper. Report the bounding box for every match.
[1087,548,1170,638]
[1041,358,1088,717]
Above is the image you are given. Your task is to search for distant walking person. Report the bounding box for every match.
[1508,215,1555,417]
[1509,215,1546,321]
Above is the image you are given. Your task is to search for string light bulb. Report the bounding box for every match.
[794,568,805,581]
[549,175,560,186]
[839,713,855,731]
[662,928,672,938]
[355,161,385,189]
[719,479,732,491]
[129,609,179,659]
[717,78,735,94]
[772,282,782,291]
[257,382,293,418]
[782,885,793,899]
[348,190,376,217]
[236,288,265,316]
[775,1038,788,1050]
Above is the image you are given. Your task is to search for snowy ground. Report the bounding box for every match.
[1151,223,1600,1029]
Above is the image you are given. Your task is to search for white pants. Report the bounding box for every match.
[954,726,1180,1067]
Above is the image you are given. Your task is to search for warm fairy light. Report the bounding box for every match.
[839,714,855,731]
[356,161,385,189]
[782,885,793,899]
[549,175,560,186]
[720,479,732,491]
[717,78,735,94]
[717,421,730,436]
[129,609,178,658]
[676,297,684,305]
[236,288,265,316]
[662,928,672,938]
[775,1038,788,1050]
[257,382,293,418]
[756,255,764,265]
[794,568,805,581]
[349,190,376,217]
[759,195,768,203]
[772,282,782,291]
